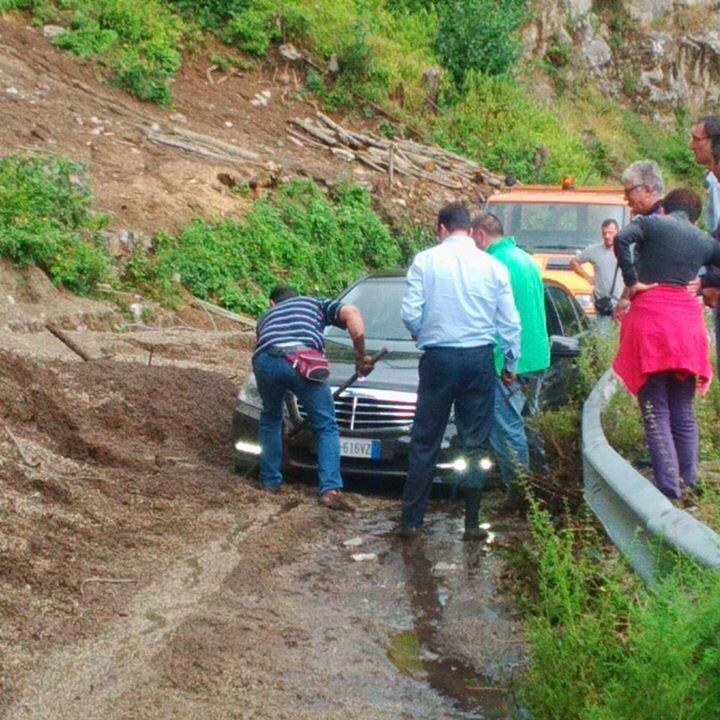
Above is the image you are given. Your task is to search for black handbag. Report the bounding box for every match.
[593,264,620,317]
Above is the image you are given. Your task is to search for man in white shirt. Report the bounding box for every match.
[400,202,521,539]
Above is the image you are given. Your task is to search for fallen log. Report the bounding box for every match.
[190,297,256,329]
[46,324,93,361]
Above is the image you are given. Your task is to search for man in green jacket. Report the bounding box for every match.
[471,213,550,510]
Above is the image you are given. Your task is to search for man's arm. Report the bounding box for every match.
[568,255,594,285]
[401,259,425,340]
[337,304,374,376]
[494,272,521,375]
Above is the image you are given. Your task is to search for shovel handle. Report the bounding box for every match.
[331,347,388,401]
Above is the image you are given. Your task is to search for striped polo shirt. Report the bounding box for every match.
[254,296,344,356]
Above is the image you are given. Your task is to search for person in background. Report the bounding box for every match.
[471,213,550,512]
[613,160,666,321]
[689,115,720,374]
[400,202,521,540]
[569,218,625,321]
[612,188,720,501]
[252,285,374,511]
[688,115,720,236]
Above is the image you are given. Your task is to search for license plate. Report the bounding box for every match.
[339,437,381,459]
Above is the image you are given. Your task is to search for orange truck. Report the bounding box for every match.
[484,180,630,315]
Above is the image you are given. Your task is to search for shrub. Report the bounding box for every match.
[22,0,185,106]
[435,0,528,86]
[431,73,600,184]
[125,180,404,316]
[0,154,108,292]
[518,500,720,720]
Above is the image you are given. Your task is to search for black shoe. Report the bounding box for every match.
[463,526,489,542]
[501,485,527,514]
[398,525,421,538]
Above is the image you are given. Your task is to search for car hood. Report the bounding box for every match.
[324,339,420,394]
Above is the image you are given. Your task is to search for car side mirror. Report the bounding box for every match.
[549,334,580,359]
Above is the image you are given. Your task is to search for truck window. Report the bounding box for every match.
[490,202,626,253]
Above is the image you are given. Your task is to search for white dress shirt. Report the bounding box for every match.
[401,233,521,371]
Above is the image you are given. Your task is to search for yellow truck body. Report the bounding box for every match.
[484,183,630,315]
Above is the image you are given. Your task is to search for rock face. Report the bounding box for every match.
[526,0,720,121]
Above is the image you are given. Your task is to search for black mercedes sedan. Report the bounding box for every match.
[232,271,588,482]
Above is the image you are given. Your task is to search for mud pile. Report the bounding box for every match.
[0,351,247,707]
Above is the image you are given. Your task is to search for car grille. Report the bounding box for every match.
[297,389,416,431]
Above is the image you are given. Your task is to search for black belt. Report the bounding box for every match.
[265,344,308,357]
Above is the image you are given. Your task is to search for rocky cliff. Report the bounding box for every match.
[525,0,720,121]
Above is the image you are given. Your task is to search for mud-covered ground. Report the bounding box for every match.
[0,278,526,720]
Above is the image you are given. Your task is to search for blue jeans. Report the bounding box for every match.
[489,371,546,486]
[252,351,342,495]
[401,345,495,528]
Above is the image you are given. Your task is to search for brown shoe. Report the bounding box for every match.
[320,489,355,513]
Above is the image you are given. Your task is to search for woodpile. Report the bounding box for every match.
[287,111,503,192]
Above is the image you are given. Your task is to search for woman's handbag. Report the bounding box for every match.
[284,348,330,382]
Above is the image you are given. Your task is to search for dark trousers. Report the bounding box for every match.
[637,371,698,498]
[401,345,495,528]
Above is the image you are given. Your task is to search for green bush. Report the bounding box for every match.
[18,0,185,106]
[431,73,601,184]
[126,180,405,316]
[435,0,528,86]
[0,154,108,293]
[223,8,277,56]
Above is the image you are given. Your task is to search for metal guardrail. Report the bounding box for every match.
[582,370,720,583]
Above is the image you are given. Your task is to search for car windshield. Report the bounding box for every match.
[490,202,626,252]
[325,276,411,341]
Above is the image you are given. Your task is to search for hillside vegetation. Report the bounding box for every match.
[0,0,705,309]
[0,0,700,189]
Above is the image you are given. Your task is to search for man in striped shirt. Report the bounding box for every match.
[252,285,373,511]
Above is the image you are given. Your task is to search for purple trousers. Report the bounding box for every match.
[637,372,698,498]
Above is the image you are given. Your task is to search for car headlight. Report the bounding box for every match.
[237,371,263,417]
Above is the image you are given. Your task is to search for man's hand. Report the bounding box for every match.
[500,368,516,387]
[687,276,702,296]
[703,287,720,309]
[355,354,375,377]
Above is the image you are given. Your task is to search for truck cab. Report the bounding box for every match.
[484,180,630,315]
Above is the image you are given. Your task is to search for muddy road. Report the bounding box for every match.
[0,287,526,719]
[4,488,525,720]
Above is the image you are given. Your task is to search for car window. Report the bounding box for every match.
[325,277,412,341]
[491,202,626,252]
[544,288,562,336]
[545,284,584,336]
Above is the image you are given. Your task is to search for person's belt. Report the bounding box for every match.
[265,343,308,357]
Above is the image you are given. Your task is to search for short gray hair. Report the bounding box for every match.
[621,160,664,196]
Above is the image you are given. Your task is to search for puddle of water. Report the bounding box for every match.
[373,510,518,718]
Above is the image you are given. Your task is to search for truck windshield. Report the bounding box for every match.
[489,202,627,252]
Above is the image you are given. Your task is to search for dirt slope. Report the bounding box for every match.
[0,15,523,719]
[0,14,484,238]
